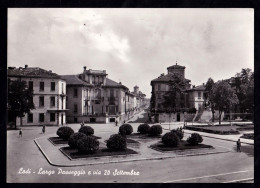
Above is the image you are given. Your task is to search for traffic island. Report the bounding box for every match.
[60,147,138,160]
[150,140,213,152]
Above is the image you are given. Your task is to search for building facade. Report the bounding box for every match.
[62,67,135,124]
[8,65,67,126]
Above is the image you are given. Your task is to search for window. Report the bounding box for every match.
[116,106,118,113]
[27,113,33,123]
[74,88,78,97]
[51,82,55,91]
[39,113,44,122]
[39,96,44,107]
[198,91,201,98]
[50,113,55,122]
[158,84,161,91]
[116,90,119,98]
[74,104,78,113]
[62,83,64,93]
[28,81,33,90]
[40,82,44,91]
[106,106,108,113]
[50,96,55,107]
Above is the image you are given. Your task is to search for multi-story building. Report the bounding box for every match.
[8,65,67,126]
[131,85,147,112]
[186,84,206,110]
[62,66,130,123]
[150,63,192,122]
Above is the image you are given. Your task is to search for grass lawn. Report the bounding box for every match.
[150,140,213,152]
[185,125,240,135]
[60,147,138,159]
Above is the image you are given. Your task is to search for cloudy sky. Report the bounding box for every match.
[8,8,254,97]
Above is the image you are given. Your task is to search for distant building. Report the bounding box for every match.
[8,65,67,126]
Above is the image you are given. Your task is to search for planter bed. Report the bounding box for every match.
[60,147,138,159]
[240,133,254,140]
[49,137,68,145]
[185,126,240,135]
[128,133,162,139]
[49,135,101,146]
[126,139,139,144]
[150,140,213,152]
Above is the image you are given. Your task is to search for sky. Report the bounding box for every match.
[8,8,254,97]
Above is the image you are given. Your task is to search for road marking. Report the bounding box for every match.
[164,170,251,183]
[223,178,254,183]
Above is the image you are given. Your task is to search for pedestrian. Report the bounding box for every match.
[42,125,45,134]
[124,120,125,124]
[237,139,241,152]
[80,121,84,128]
[115,120,118,126]
[19,128,22,137]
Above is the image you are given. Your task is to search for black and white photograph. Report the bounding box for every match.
[7,8,254,183]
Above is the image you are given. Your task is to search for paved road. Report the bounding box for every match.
[7,111,254,183]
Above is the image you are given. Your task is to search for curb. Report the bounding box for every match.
[184,131,254,145]
[223,178,254,183]
[34,138,230,167]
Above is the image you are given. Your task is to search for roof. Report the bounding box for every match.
[61,75,91,86]
[151,73,191,83]
[8,67,61,79]
[167,63,185,69]
[61,75,128,89]
[187,84,205,91]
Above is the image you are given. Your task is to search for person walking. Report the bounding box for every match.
[237,139,241,152]
[42,125,46,134]
[19,128,22,137]
[115,120,118,126]
[80,121,84,128]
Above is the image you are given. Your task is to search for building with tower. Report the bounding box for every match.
[150,62,207,123]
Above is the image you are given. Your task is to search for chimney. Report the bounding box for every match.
[83,66,87,71]
[24,65,28,69]
[49,70,52,73]
[203,83,205,86]
[119,82,122,85]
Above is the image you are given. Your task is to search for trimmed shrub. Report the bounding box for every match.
[56,126,74,140]
[187,133,203,145]
[149,125,162,136]
[68,132,87,148]
[119,124,133,135]
[162,132,180,147]
[171,128,184,140]
[106,134,127,151]
[137,124,150,134]
[77,136,99,154]
[79,126,94,136]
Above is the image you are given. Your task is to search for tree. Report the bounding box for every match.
[205,78,215,122]
[211,81,239,125]
[8,79,35,129]
[234,68,254,114]
[162,74,187,129]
